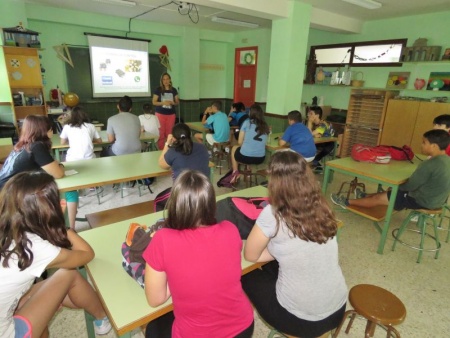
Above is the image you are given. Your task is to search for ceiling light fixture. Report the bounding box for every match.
[342,0,382,10]
[93,0,137,7]
[211,16,259,28]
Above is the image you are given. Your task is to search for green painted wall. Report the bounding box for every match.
[304,10,450,109]
[199,40,228,99]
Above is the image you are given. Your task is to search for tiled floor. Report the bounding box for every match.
[48,171,450,337]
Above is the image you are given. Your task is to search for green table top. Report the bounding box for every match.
[79,185,268,335]
[51,131,157,149]
[0,137,13,146]
[186,121,208,133]
[325,156,420,185]
[56,151,169,192]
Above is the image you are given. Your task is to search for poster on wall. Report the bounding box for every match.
[427,72,450,91]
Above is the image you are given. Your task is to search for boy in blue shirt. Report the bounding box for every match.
[195,100,230,145]
[279,110,316,162]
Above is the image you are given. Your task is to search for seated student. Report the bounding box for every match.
[242,151,347,338]
[143,170,254,338]
[0,172,111,338]
[433,114,450,156]
[229,104,269,184]
[307,106,335,171]
[195,100,230,146]
[159,123,210,180]
[331,130,450,210]
[139,103,160,136]
[228,102,248,126]
[0,115,64,190]
[60,106,102,231]
[279,110,316,162]
[101,95,141,156]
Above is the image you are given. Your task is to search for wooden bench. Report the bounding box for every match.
[85,200,154,228]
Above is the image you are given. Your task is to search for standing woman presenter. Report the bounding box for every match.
[153,72,179,150]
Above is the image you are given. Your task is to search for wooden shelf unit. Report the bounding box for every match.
[2,46,47,124]
[341,89,399,158]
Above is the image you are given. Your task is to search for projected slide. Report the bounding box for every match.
[88,35,150,98]
[90,46,149,97]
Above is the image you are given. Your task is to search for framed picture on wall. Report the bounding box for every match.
[427,72,450,91]
[386,72,410,89]
[442,48,450,60]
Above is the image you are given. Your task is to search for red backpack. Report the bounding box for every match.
[376,145,414,163]
[351,144,392,164]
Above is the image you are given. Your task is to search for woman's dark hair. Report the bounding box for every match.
[170,123,193,155]
[423,129,450,150]
[249,104,270,136]
[267,151,338,243]
[232,102,245,112]
[165,170,216,230]
[14,115,52,152]
[0,172,71,270]
[68,106,90,128]
[159,72,173,91]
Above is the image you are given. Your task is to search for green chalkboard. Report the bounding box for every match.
[65,47,165,101]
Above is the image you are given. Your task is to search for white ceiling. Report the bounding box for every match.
[25,0,450,33]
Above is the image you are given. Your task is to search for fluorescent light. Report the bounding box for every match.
[211,16,259,28]
[93,0,136,7]
[342,0,382,9]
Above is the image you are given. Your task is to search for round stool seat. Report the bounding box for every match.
[349,284,406,326]
[415,208,442,215]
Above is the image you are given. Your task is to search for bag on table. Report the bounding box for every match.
[377,145,414,163]
[121,220,165,288]
[154,187,172,212]
[351,144,391,164]
[215,197,269,239]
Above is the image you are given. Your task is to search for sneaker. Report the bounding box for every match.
[313,165,323,174]
[354,188,366,199]
[208,150,212,159]
[330,193,348,209]
[94,317,112,335]
[410,215,419,222]
[213,147,218,153]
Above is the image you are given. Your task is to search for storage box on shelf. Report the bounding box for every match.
[341,89,399,158]
[2,46,47,122]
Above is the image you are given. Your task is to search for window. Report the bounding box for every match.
[311,39,407,67]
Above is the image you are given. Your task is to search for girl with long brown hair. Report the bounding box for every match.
[242,151,347,338]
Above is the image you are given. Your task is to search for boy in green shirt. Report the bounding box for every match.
[331,129,450,210]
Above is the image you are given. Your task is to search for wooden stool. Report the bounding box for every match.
[336,177,365,200]
[239,163,266,189]
[392,208,442,263]
[334,284,406,338]
[212,141,231,174]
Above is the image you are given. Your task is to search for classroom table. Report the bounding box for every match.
[79,185,268,337]
[186,121,209,145]
[55,151,170,192]
[265,132,338,159]
[322,156,421,254]
[51,131,158,161]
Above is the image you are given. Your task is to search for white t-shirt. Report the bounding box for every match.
[138,114,160,136]
[60,123,100,161]
[0,233,61,337]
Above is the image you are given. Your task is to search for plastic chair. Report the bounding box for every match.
[392,208,442,263]
[334,284,406,338]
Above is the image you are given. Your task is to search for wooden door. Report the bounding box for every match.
[233,47,257,107]
[410,102,450,154]
[380,99,419,147]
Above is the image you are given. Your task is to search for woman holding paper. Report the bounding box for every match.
[153,72,179,150]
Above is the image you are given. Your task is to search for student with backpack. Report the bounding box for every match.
[143,170,254,338]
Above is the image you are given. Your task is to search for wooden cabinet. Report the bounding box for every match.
[3,46,47,122]
[341,89,399,157]
[381,99,450,154]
